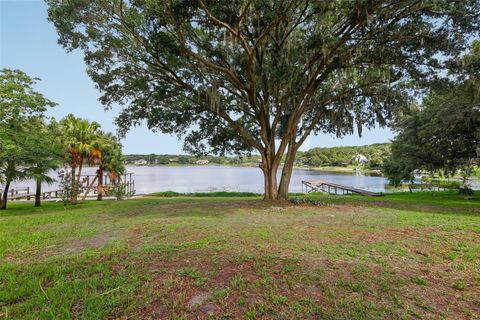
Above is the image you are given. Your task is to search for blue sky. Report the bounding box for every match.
[0,0,394,154]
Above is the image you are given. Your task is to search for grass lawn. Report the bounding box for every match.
[1,192,479,319]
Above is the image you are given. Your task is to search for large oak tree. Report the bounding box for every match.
[48,0,479,200]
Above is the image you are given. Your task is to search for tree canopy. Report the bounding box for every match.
[48,0,480,199]
[53,114,125,204]
[384,41,480,187]
[25,119,64,207]
[0,69,57,209]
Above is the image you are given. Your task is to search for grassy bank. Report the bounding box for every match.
[149,191,262,197]
[1,192,479,319]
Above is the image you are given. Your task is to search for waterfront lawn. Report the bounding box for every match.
[1,192,479,319]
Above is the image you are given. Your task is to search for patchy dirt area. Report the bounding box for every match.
[65,233,115,253]
[136,244,480,319]
[2,196,479,319]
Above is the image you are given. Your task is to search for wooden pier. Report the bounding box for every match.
[79,172,135,196]
[0,187,62,201]
[301,180,383,197]
[2,172,135,201]
[1,187,31,200]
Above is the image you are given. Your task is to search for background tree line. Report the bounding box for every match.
[124,154,259,166]
[298,143,390,169]
[0,69,125,210]
[125,143,392,169]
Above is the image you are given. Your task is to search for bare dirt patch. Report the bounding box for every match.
[135,225,479,320]
[351,227,442,243]
[63,233,115,253]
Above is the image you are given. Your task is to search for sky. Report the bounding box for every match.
[0,0,395,155]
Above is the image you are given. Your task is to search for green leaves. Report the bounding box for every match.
[58,114,102,158]
[48,0,480,147]
[0,69,56,124]
[47,0,480,197]
[54,114,125,203]
[385,43,480,185]
[96,131,125,175]
[0,69,59,208]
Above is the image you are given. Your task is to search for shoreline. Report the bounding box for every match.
[123,163,384,174]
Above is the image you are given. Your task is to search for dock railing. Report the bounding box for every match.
[3,172,135,201]
[302,180,383,197]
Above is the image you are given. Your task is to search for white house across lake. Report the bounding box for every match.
[196,159,209,165]
[134,159,148,165]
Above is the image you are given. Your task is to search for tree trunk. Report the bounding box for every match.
[258,127,302,201]
[76,159,84,184]
[262,165,278,201]
[278,136,298,200]
[260,147,280,201]
[97,169,104,201]
[70,166,77,205]
[72,158,83,204]
[0,181,11,210]
[34,179,42,207]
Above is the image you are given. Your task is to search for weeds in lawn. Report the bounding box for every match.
[1,191,479,319]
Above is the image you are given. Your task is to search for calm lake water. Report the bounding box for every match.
[9,165,389,194]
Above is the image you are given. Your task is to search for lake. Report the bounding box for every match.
[8,165,389,194]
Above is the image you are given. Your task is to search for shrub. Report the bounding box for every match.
[150,191,181,197]
[150,191,260,197]
[107,183,135,200]
[57,168,78,206]
[289,198,327,206]
[458,185,474,196]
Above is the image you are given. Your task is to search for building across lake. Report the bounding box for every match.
[196,159,209,165]
[134,159,148,165]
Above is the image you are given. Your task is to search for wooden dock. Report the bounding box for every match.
[3,188,61,200]
[1,188,63,201]
[2,172,136,201]
[301,180,383,197]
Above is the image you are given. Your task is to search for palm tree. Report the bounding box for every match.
[29,161,58,207]
[0,158,25,210]
[26,122,63,207]
[0,125,31,209]
[59,115,101,204]
[98,137,124,200]
[81,132,124,201]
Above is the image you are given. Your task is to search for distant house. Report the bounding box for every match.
[169,157,179,163]
[352,154,368,164]
[134,159,148,165]
[196,159,209,165]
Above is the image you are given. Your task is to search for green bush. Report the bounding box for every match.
[289,198,327,206]
[150,191,181,197]
[458,185,474,196]
[107,183,136,200]
[149,191,260,197]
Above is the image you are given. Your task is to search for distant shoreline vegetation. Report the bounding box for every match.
[124,143,391,172]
